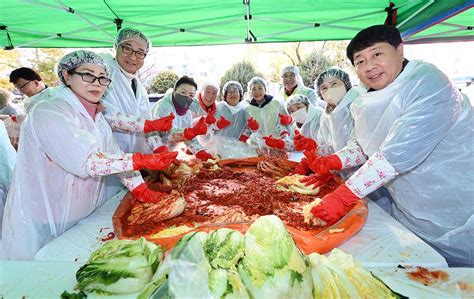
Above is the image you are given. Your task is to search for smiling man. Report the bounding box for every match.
[304,25,473,267]
[101,28,156,154]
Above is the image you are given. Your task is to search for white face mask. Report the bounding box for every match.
[290,108,307,124]
[324,85,346,105]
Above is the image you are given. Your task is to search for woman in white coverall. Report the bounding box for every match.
[201,81,258,159]
[293,68,360,178]
[1,50,180,260]
[279,65,326,109]
[151,75,214,161]
[305,25,473,267]
[245,76,294,151]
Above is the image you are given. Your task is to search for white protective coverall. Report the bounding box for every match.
[151,90,203,154]
[298,106,324,143]
[245,98,294,151]
[200,101,257,159]
[101,55,154,153]
[316,87,360,156]
[1,86,140,260]
[342,60,473,266]
[0,120,16,233]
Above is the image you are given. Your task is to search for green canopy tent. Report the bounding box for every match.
[402,2,473,44]
[0,0,472,49]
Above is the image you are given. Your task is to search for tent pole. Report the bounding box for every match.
[244,0,255,42]
[0,26,14,50]
[55,0,115,39]
[398,0,435,28]
[405,27,469,42]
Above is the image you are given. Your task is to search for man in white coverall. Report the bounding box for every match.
[304,25,473,267]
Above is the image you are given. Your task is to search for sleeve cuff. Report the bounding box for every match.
[117,171,144,190]
[335,142,367,169]
[345,151,398,198]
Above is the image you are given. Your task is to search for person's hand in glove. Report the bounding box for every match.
[144,113,175,133]
[300,173,334,189]
[247,117,259,131]
[131,182,167,203]
[278,113,293,125]
[183,127,197,140]
[216,116,231,129]
[132,151,178,170]
[183,117,208,140]
[153,145,169,154]
[239,134,249,143]
[193,117,208,135]
[263,135,285,149]
[205,111,216,125]
[294,130,317,152]
[304,151,342,174]
[291,157,311,175]
[310,184,359,226]
[195,150,213,161]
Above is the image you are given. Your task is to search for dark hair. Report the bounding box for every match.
[346,25,403,65]
[9,67,43,83]
[174,75,197,90]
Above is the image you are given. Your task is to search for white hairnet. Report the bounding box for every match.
[247,76,267,93]
[286,94,310,111]
[315,68,352,98]
[222,80,243,100]
[199,82,220,94]
[114,28,151,52]
[280,65,305,88]
[56,50,109,85]
[280,65,300,77]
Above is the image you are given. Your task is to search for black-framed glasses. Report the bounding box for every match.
[70,71,111,86]
[15,80,32,90]
[120,45,147,59]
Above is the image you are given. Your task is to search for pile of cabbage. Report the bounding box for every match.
[74,216,401,298]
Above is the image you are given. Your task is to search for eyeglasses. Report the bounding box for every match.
[15,80,32,90]
[70,71,111,86]
[120,45,147,59]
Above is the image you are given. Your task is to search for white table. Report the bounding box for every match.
[35,189,448,268]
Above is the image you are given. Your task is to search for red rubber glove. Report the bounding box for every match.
[153,145,169,154]
[304,151,342,174]
[239,134,249,143]
[205,111,216,125]
[247,117,259,131]
[183,128,197,140]
[132,151,178,171]
[292,157,311,175]
[279,113,293,125]
[10,115,17,123]
[216,116,231,129]
[131,182,167,203]
[294,130,317,152]
[143,113,175,133]
[263,135,285,150]
[300,173,334,189]
[193,117,208,136]
[195,150,213,161]
[310,184,359,226]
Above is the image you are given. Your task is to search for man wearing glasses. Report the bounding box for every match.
[101,27,163,154]
[9,67,55,113]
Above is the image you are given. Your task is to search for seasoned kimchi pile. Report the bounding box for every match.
[122,158,340,237]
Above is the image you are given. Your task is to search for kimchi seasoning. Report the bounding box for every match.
[122,161,341,237]
[406,266,449,286]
